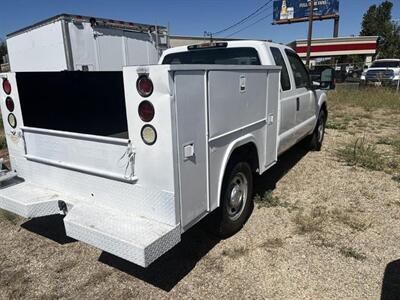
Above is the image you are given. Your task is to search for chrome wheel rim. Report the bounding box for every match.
[226,172,248,221]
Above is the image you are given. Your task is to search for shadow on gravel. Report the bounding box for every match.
[253,142,308,195]
[381,259,400,300]
[21,215,75,245]
[99,223,220,292]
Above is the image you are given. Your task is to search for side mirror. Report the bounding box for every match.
[311,67,336,90]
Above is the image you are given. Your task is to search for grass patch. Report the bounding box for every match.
[377,136,400,154]
[337,136,400,177]
[331,209,371,232]
[340,247,366,261]
[337,137,387,171]
[293,207,328,234]
[326,120,348,130]
[254,190,288,209]
[221,246,249,259]
[329,88,400,112]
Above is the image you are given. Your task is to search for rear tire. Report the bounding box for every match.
[306,110,326,151]
[210,160,253,238]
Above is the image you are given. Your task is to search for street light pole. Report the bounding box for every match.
[306,0,314,68]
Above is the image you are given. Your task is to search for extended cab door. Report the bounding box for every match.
[285,50,316,140]
[269,47,297,154]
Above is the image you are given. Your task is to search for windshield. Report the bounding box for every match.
[162,47,261,65]
[371,61,400,68]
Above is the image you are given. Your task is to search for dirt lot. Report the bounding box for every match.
[1,88,400,299]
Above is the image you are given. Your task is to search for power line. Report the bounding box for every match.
[225,12,273,38]
[212,0,274,36]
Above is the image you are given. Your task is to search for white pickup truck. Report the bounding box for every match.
[0,41,332,267]
[360,59,400,87]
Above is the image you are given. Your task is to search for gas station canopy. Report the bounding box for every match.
[289,36,379,58]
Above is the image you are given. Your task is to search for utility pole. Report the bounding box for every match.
[306,0,314,68]
[333,16,339,38]
[204,31,213,43]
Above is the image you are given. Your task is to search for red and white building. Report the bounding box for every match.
[289,36,379,63]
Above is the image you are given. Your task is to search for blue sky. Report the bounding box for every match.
[0,0,399,43]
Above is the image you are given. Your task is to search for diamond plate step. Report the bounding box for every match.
[64,204,181,267]
[0,180,61,218]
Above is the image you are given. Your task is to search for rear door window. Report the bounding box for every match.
[285,50,310,89]
[162,47,261,65]
[270,47,291,91]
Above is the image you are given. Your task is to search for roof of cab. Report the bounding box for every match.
[160,40,292,61]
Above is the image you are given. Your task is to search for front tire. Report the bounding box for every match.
[211,160,253,238]
[306,110,327,151]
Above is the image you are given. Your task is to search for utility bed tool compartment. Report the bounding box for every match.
[22,127,135,183]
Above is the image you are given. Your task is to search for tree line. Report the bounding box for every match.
[361,0,400,58]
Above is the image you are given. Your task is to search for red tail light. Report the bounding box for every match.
[5,97,14,112]
[136,75,153,97]
[2,78,11,95]
[138,100,155,122]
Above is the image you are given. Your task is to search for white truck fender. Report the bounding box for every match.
[318,91,328,111]
[216,133,260,207]
[313,91,328,129]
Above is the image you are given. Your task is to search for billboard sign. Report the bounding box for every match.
[273,0,339,24]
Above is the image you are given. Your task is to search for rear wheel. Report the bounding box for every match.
[306,110,327,151]
[211,160,254,238]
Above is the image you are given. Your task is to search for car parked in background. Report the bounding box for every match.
[360,59,400,87]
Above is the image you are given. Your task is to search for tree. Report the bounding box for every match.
[360,1,400,58]
[0,40,7,64]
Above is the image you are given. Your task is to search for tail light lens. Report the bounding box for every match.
[5,97,15,112]
[136,75,153,97]
[138,100,155,122]
[2,78,11,95]
[141,125,157,145]
[8,113,17,128]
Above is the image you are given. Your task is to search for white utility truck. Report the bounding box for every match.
[0,41,332,267]
[7,14,168,72]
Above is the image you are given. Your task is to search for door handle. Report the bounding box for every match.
[296,97,300,111]
[183,143,195,160]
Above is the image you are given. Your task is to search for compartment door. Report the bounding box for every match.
[174,71,208,228]
[265,70,280,168]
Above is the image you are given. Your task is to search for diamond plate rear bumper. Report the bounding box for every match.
[0,178,181,267]
[0,179,61,218]
[64,204,181,267]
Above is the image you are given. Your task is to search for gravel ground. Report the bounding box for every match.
[0,106,400,299]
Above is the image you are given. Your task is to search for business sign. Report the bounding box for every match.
[273,0,339,24]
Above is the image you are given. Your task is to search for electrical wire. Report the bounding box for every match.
[212,0,274,36]
[225,12,273,38]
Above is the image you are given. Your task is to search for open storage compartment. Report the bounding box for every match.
[16,71,128,138]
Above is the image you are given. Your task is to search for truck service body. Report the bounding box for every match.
[0,41,328,267]
[7,14,168,72]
